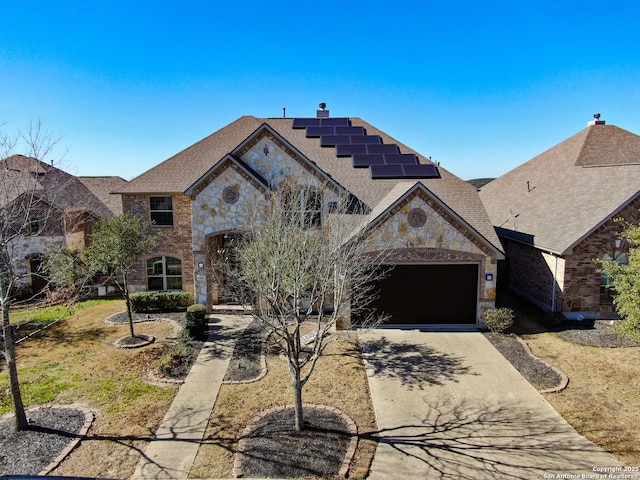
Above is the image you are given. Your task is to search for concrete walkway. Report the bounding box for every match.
[359,329,622,480]
[131,314,251,480]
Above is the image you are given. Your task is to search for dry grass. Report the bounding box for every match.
[1,300,181,479]
[505,295,640,466]
[190,333,378,479]
[526,333,640,465]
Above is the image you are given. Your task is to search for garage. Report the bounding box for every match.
[359,264,479,325]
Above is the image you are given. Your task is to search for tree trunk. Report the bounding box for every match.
[2,321,28,431]
[293,369,304,432]
[122,273,135,338]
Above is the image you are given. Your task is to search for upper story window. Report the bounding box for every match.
[147,256,182,291]
[283,187,322,229]
[150,196,173,226]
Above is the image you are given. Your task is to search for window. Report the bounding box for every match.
[147,256,182,290]
[600,250,628,304]
[283,187,322,229]
[29,218,40,234]
[150,196,173,226]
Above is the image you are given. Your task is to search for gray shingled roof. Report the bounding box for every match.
[119,116,502,252]
[1,155,124,219]
[78,176,127,215]
[480,123,640,255]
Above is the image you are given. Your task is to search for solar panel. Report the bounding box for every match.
[370,164,405,178]
[351,135,382,145]
[353,154,385,167]
[320,135,351,147]
[336,144,367,156]
[366,144,400,154]
[384,153,419,165]
[320,118,351,127]
[292,118,321,129]
[335,126,366,135]
[306,126,336,137]
[401,164,440,178]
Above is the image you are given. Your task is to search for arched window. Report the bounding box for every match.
[147,256,182,291]
[600,250,628,304]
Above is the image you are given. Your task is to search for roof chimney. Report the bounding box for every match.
[317,102,329,118]
[588,113,605,126]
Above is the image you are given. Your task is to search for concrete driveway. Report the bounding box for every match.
[358,329,622,479]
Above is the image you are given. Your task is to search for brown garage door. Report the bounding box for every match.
[360,264,478,325]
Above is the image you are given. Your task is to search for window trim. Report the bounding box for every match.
[283,187,323,230]
[599,249,628,305]
[149,196,174,227]
[147,255,183,291]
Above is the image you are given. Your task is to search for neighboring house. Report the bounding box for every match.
[117,112,503,327]
[0,154,126,295]
[480,117,640,319]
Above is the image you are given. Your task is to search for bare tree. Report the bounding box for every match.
[83,213,159,338]
[0,121,66,431]
[227,180,390,431]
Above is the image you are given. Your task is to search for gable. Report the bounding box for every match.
[233,124,346,194]
[365,183,503,259]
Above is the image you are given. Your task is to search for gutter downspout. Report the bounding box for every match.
[551,253,558,312]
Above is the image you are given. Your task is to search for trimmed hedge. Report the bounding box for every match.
[130,291,192,313]
[185,304,208,340]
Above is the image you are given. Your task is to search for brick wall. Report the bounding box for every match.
[562,196,640,313]
[122,194,194,295]
[503,240,561,311]
[503,196,640,315]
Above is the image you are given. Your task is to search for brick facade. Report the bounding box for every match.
[502,196,640,317]
[123,194,195,295]
[562,196,640,315]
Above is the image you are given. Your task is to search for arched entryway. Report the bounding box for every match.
[206,232,241,305]
[27,254,48,295]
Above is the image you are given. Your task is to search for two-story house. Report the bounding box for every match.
[117,112,504,327]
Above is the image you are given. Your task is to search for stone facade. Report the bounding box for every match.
[366,190,498,319]
[123,129,499,326]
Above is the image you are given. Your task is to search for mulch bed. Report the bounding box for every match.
[223,320,267,383]
[553,320,640,347]
[106,311,187,325]
[236,406,352,478]
[484,333,562,391]
[0,408,86,476]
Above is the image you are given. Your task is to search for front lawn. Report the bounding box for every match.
[503,294,640,466]
[1,300,182,478]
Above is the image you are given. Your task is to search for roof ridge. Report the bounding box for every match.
[574,125,595,166]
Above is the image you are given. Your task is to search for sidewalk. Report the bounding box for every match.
[131,314,251,480]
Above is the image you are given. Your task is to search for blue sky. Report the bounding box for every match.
[2,1,639,181]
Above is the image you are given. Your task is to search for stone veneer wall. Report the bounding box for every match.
[191,134,339,304]
[191,167,266,304]
[8,236,65,285]
[365,193,498,321]
[123,194,194,295]
[562,196,640,315]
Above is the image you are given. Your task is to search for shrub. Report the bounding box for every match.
[154,341,191,377]
[185,304,208,340]
[483,307,515,333]
[130,291,192,313]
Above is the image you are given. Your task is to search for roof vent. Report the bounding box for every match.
[317,102,329,118]
[588,113,605,126]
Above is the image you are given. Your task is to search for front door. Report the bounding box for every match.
[208,233,240,304]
